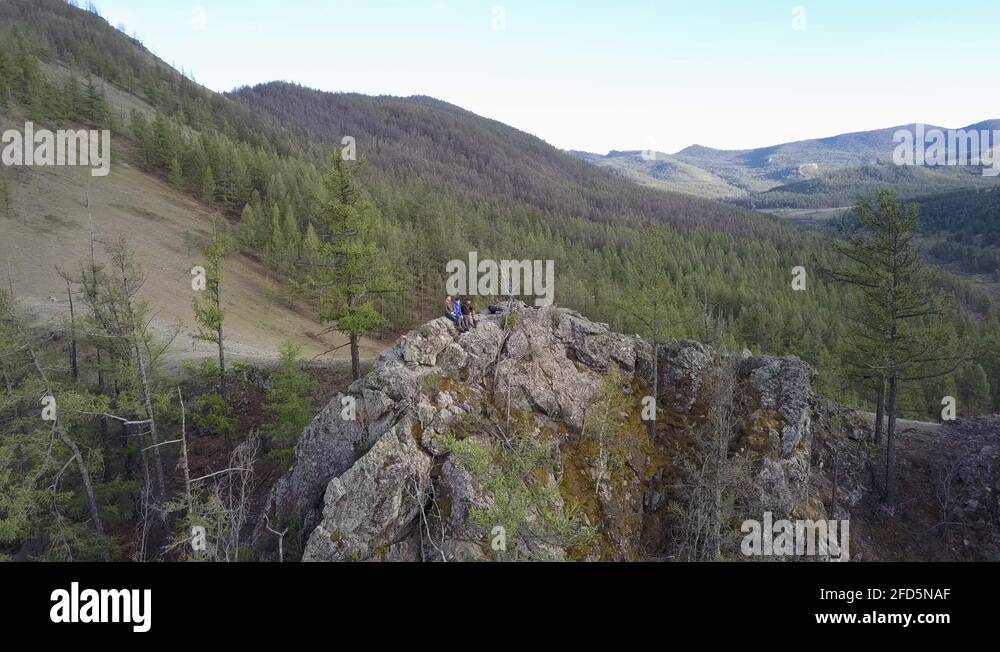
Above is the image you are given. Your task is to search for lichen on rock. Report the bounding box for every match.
[270,302,833,562]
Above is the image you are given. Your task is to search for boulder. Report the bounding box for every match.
[272,305,830,562]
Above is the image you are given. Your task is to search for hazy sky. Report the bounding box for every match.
[91,0,1000,153]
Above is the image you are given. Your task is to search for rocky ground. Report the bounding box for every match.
[262,303,1000,562]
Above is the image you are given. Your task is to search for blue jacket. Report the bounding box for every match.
[453,301,464,318]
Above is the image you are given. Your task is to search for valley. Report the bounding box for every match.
[0,0,996,566]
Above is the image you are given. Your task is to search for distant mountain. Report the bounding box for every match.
[231,82,763,234]
[575,121,1000,204]
[565,149,744,199]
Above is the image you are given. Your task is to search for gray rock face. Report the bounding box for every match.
[749,357,816,458]
[302,422,432,562]
[657,341,712,415]
[425,456,491,562]
[271,388,396,535]
[272,304,829,562]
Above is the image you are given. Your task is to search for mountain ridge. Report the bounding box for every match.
[576,120,1000,202]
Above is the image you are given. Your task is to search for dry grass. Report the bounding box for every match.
[0,116,384,371]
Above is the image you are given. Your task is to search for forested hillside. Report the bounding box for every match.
[231,81,765,234]
[2,0,998,415]
[917,188,1000,278]
[753,163,1000,210]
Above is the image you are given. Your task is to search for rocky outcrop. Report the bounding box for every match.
[301,422,432,562]
[937,417,1000,559]
[271,303,831,561]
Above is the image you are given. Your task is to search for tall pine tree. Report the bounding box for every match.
[300,156,395,379]
[828,190,965,506]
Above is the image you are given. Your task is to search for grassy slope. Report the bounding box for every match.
[0,110,382,369]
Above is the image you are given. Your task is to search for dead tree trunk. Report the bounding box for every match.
[134,342,166,501]
[16,321,109,560]
[65,278,79,383]
[177,387,192,504]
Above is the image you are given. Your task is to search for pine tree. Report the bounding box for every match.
[282,204,301,263]
[193,229,232,452]
[959,364,991,415]
[12,37,43,107]
[63,74,82,121]
[0,290,110,560]
[828,190,965,506]
[301,222,321,264]
[152,113,175,169]
[168,156,184,190]
[619,231,693,437]
[300,156,396,379]
[267,204,286,269]
[80,237,169,505]
[201,166,216,205]
[129,109,156,170]
[264,342,314,469]
[238,203,263,249]
[82,75,107,126]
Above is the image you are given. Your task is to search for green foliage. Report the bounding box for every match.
[754,163,1000,210]
[264,342,314,460]
[168,156,184,190]
[81,74,108,126]
[192,231,231,352]
[580,367,633,482]
[831,190,962,387]
[201,166,216,204]
[193,392,235,438]
[303,156,394,337]
[0,291,112,560]
[0,47,11,109]
[441,421,597,561]
[957,363,992,415]
[829,190,969,502]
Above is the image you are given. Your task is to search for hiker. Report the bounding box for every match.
[445,296,459,325]
[462,298,478,329]
[453,296,467,331]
